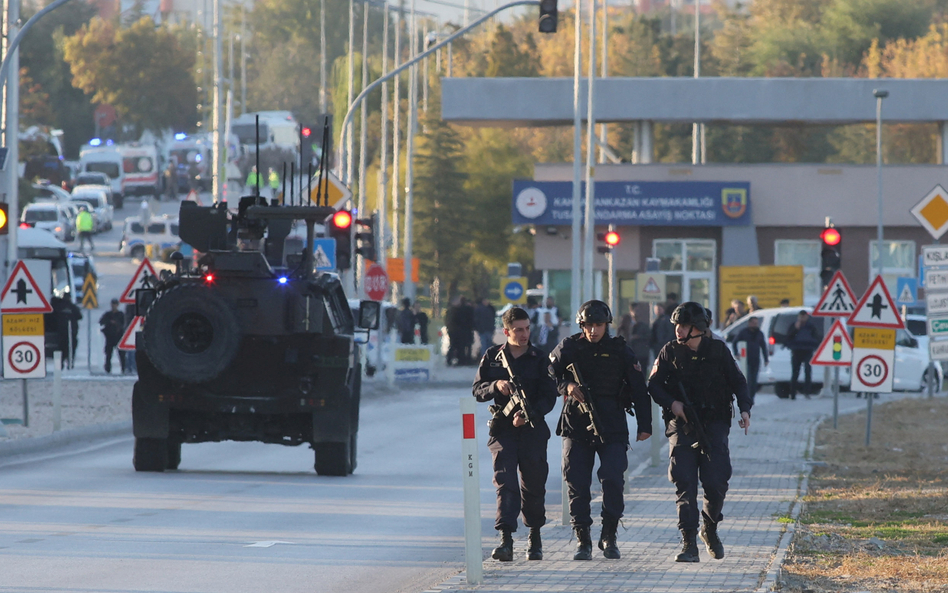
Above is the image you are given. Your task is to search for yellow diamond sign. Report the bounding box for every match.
[911,185,948,240]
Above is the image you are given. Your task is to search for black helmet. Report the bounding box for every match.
[671,302,709,331]
[576,300,613,325]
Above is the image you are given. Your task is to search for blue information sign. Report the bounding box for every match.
[503,281,524,301]
[512,180,751,227]
[313,238,337,271]
[896,277,918,306]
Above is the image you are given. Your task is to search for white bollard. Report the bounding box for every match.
[53,351,62,432]
[459,398,483,584]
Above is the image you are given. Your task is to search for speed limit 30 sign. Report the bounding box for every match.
[850,328,895,393]
[3,336,45,379]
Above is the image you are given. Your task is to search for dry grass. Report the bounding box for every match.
[778,397,948,593]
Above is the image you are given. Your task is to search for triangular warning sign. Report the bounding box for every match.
[1,261,53,313]
[810,319,853,367]
[847,276,905,329]
[314,246,333,269]
[118,316,144,351]
[643,277,661,294]
[811,271,857,317]
[120,258,158,304]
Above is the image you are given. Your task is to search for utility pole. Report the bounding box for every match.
[356,4,369,295]
[346,0,355,184]
[582,0,597,302]
[2,0,19,270]
[570,1,582,336]
[212,0,223,203]
[691,0,704,165]
[320,0,327,113]
[403,4,417,301]
[598,0,607,163]
[391,9,401,265]
[379,5,390,272]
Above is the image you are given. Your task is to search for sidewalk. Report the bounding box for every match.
[429,391,904,593]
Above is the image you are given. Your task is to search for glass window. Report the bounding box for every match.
[775,240,821,302]
[130,222,145,233]
[869,240,916,294]
[25,209,58,222]
[147,223,166,234]
[170,223,179,235]
[655,241,683,271]
[686,242,715,272]
[86,162,120,179]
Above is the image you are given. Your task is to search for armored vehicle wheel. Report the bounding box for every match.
[167,440,182,470]
[349,433,358,473]
[314,441,351,476]
[142,283,240,384]
[134,438,168,472]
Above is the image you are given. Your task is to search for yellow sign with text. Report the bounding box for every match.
[395,347,431,362]
[853,327,896,350]
[719,265,804,323]
[2,314,44,336]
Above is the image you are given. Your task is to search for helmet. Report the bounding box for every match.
[670,302,709,331]
[576,300,613,325]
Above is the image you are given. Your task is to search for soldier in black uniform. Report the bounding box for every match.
[648,302,752,563]
[549,300,652,560]
[473,307,558,561]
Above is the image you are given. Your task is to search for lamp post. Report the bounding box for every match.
[867,87,887,447]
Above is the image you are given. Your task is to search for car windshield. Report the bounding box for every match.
[73,195,102,207]
[24,208,58,222]
[77,173,108,185]
[906,318,926,336]
[147,222,166,233]
[85,162,120,179]
[771,312,826,345]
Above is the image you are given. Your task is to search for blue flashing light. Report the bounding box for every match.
[194,153,203,163]
[105,139,114,146]
[89,138,102,146]
[174,132,187,140]
[278,277,288,284]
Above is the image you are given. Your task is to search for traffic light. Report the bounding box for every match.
[832,334,842,361]
[300,124,315,168]
[326,209,353,270]
[538,0,557,33]
[0,202,8,235]
[820,224,842,288]
[355,213,378,263]
[596,229,620,254]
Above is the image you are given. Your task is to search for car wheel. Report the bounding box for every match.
[133,438,168,472]
[131,245,145,260]
[142,283,240,384]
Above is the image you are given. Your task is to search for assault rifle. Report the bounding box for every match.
[676,382,712,459]
[566,363,605,444]
[498,348,536,429]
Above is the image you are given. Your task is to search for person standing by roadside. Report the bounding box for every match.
[413,302,429,344]
[746,295,762,313]
[474,298,497,359]
[628,304,651,365]
[473,307,558,562]
[650,303,675,360]
[397,298,415,344]
[549,300,652,561]
[268,168,280,200]
[76,206,95,252]
[99,299,126,374]
[787,310,820,399]
[732,316,768,402]
[722,299,746,329]
[648,302,752,563]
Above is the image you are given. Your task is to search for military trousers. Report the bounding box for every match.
[666,418,732,531]
[487,428,549,531]
[562,437,628,527]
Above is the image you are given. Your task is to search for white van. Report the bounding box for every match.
[232,111,299,150]
[79,144,125,207]
[721,307,942,397]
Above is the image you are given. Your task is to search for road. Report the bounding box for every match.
[0,383,655,593]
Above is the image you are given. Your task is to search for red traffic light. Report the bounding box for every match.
[333,210,352,229]
[604,231,620,246]
[821,228,841,246]
[302,126,312,138]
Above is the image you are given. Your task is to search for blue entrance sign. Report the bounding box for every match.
[896,277,918,306]
[512,180,751,226]
[313,238,337,271]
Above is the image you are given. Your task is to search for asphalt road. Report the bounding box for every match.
[0,383,655,593]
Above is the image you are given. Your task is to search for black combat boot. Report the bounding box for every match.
[573,526,593,561]
[598,515,621,559]
[700,519,725,559]
[526,527,543,560]
[675,529,700,563]
[491,529,513,562]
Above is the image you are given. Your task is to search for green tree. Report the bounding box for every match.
[64,17,198,135]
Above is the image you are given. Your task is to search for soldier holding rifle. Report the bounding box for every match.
[648,302,753,563]
[473,307,558,562]
[549,300,652,561]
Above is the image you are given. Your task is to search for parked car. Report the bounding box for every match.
[119,215,180,260]
[68,252,99,297]
[721,307,942,397]
[20,202,72,242]
[70,188,113,231]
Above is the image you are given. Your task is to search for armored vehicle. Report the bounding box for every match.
[132,196,379,475]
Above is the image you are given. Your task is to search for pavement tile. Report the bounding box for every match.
[431,392,917,593]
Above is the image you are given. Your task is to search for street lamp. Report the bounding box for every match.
[874,88,888,281]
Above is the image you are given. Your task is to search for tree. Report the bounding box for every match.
[64,17,198,135]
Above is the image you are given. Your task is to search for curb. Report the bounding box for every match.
[0,420,131,459]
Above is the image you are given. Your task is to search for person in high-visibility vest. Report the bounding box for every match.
[245,166,260,194]
[268,168,280,200]
[76,207,95,252]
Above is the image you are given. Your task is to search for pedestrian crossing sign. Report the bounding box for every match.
[313,238,336,271]
[811,271,856,317]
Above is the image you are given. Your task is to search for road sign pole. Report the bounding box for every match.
[865,388,873,447]
[927,360,936,398]
[832,366,839,429]
[53,350,61,431]
[87,312,92,373]
[21,379,28,427]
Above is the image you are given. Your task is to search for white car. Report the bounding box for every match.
[70,188,113,231]
[21,202,72,242]
[119,215,180,260]
[721,307,942,397]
